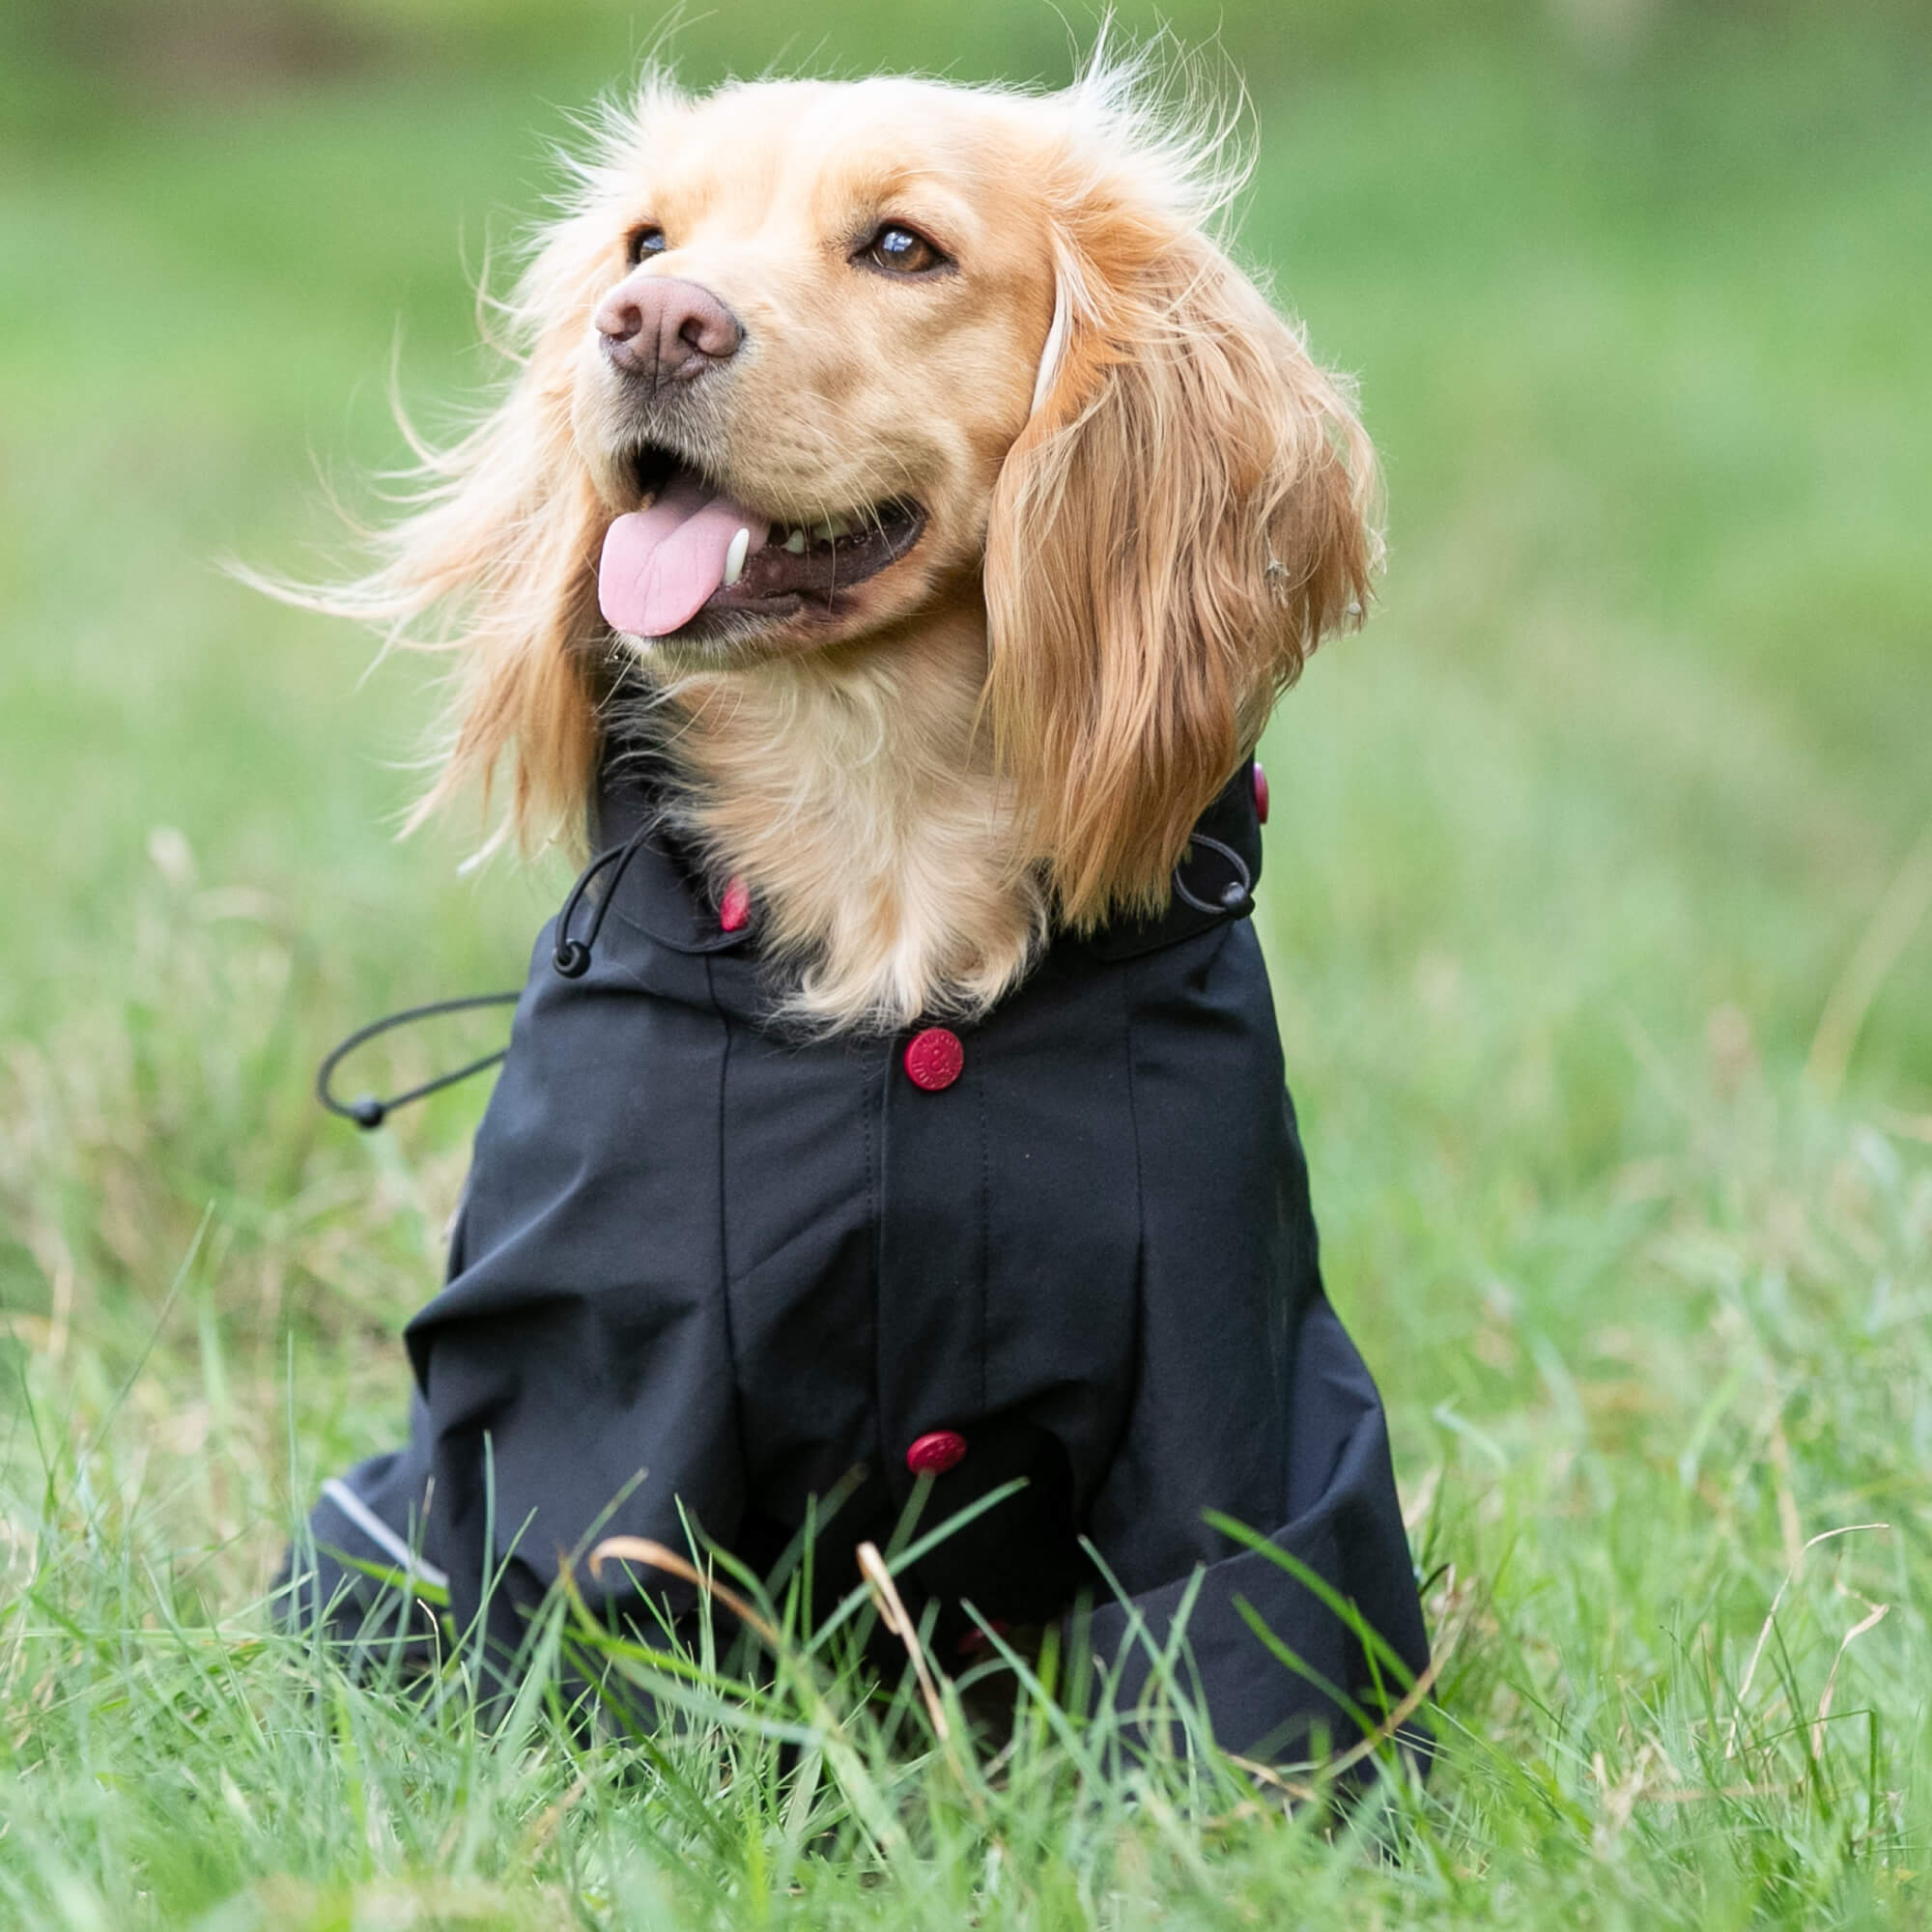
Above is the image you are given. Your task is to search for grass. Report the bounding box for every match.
[3,4,1930,1924]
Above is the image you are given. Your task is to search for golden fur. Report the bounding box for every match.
[273,56,1378,1031]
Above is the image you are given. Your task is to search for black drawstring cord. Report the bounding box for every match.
[552,824,652,979]
[317,992,520,1130]
[318,825,655,1130]
[1171,833,1254,918]
[321,815,1241,1131]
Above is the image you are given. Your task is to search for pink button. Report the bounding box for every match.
[903,1026,963,1092]
[719,876,751,932]
[906,1430,967,1476]
[955,1618,1011,1657]
[1252,760,1269,826]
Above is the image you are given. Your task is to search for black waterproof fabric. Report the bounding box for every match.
[290,744,1429,1757]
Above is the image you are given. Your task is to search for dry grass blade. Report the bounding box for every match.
[1222,1757,1319,1805]
[519,1774,588,1858]
[587,1535,781,1646]
[1322,1622,1449,1778]
[1228,1574,1463,1800]
[1726,1522,1890,1760]
[1811,1598,1889,1760]
[855,1540,950,1745]
[1635,1783,1799,1804]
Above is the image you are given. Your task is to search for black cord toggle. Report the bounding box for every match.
[552,826,653,979]
[317,827,659,1129]
[1170,833,1254,919]
[317,992,521,1131]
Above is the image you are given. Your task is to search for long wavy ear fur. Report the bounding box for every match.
[243,96,677,855]
[984,76,1379,928]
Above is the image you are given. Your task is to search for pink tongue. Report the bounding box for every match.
[598,471,769,638]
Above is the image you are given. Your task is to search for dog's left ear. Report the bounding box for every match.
[983,209,1378,927]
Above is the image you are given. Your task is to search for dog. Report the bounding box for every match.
[283,57,1429,1759]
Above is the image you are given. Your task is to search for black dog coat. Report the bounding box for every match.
[293,743,1430,1756]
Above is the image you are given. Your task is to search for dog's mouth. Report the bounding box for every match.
[598,441,927,640]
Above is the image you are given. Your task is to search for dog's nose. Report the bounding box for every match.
[594,275,744,385]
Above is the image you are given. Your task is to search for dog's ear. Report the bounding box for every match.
[983,207,1378,927]
[389,225,621,854]
[250,78,706,855]
[251,214,621,857]
[399,343,609,854]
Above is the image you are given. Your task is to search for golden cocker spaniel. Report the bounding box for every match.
[301,57,1376,1031]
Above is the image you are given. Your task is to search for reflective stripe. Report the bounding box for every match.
[320,1477,449,1592]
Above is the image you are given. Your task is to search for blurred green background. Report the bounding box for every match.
[1,0,1928,1594]
[3,3,1931,1922]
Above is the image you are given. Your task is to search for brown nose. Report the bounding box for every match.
[593,274,744,386]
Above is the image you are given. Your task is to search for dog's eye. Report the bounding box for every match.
[859,223,948,277]
[626,225,668,266]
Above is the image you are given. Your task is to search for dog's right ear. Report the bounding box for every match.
[981,128,1378,929]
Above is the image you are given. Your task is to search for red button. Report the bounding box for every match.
[1252,760,1269,825]
[955,1618,1011,1657]
[903,1027,963,1092]
[719,876,751,932]
[906,1430,967,1476]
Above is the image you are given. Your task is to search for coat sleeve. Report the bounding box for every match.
[1082,1294,1431,1760]
[396,919,747,1674]
[1078,929,1431,1760]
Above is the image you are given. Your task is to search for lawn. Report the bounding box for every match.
[2,3,1929,1925]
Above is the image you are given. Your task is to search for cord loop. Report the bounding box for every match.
[317,993,520,1130]
[1170,832,1254,919]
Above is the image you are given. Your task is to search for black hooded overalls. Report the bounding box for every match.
[291,744,1430,1757]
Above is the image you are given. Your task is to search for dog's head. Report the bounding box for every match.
[568,77,1056,667]
[355,62,1378,924]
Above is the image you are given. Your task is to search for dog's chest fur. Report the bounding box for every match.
[649,615,1051,1030]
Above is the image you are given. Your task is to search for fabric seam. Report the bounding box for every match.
[703,953,751,1504]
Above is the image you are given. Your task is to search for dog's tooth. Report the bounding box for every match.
[723,526,751,587]
[783,528,808,554]
[812,517,851,544]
